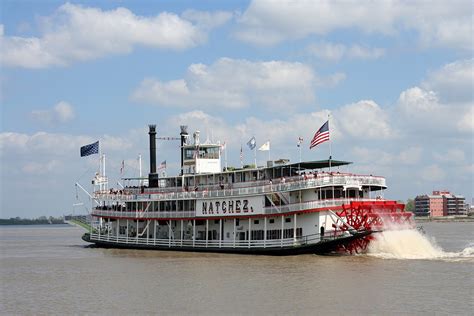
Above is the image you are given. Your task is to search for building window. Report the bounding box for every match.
[285,218,291,223]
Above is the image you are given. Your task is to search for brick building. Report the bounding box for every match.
[414,191,467,217]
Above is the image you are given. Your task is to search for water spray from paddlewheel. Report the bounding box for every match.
[333,201,414,254]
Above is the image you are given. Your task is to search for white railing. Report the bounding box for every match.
[91,198,380,219]
[91,210,196,219]
[89,230,350,249]
[263,198,378,215]
[95,174,386,202]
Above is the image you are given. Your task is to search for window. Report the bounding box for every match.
[254,220,259,225]
[269,219,275,224]
[285,218,291,223]
[236,219,240,226]
[214,220,219,224]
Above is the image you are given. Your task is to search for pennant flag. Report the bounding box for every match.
[297,137,303,147]
[310,121,329,149]
[247,136,256,150]
[120,160,125,174]
[80,141,99,157]
[158,160,167,170]
[258,141,270,151]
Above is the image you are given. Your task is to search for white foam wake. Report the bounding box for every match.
[366,229,474,261]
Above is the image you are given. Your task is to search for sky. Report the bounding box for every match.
[1,0,473,218]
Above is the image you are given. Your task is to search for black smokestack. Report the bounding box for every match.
[148,125,158,187]
[149,125,157,173]
[180,125,188,175]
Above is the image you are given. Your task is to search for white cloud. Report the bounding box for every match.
[347,44,385,59]
[315,72,346,87]
[399,147,423,165]
[236,0,472,51]
[30,101,75,124]
[420,164,446,182]
[0,131,132,157]
[423,59,473,103]
[433,149,466,163]
[397,87,441,114]
[457,106,474,133]
[351,146,422,166]
[306,42,384,61]
[22,160,61,175]
[397,86,473,135]
[306,42,345,61]
[0,4,232,68]
[182,10,233,30]
[335,100,395,139]
[131,57,317,110]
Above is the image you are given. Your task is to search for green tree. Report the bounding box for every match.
[405,199,415,213]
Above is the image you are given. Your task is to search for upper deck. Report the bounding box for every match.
[95,170,386,202]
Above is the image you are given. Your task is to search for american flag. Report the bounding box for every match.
[310,121,329,149]
[158,160,166,170]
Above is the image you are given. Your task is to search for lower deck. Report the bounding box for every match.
[92,212,343,244]
[85,211,367,254]
[84,229,371,255]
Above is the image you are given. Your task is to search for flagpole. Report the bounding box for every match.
[268,141,271,162]
[299,142,302,163]
[138,154,142,186]
[328,113,332,172]
[240,144,243,168]
[224,143,228,170]
[254,146,257,167]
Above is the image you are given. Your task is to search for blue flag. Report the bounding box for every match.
[247,136,256,150]
[80,141,99,157]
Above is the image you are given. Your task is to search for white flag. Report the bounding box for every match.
[258,141,270,151]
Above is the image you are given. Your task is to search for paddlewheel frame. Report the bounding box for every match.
[332,200,413,254]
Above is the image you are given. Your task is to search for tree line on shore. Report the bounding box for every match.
[0,216,65,225]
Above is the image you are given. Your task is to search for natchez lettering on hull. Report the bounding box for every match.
[196,196,263,217]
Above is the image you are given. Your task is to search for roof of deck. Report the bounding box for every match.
[283,159,352,170]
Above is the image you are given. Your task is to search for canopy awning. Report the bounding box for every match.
[283,159,352,171]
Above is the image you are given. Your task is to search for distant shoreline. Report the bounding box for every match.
[415,216,474,223]
[0,218,65,225]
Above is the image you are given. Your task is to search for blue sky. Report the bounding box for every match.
[1,0,473,218]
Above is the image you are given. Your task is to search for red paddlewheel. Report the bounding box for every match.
[332,200,414,254]
[337,236,372,255]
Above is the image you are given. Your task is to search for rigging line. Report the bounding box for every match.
[75,164,95,183]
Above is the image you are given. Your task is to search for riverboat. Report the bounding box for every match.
[81,125,413,255]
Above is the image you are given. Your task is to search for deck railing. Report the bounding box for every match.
[95,174,386,202]
[89,230,353,249]
[91,198,380,219]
